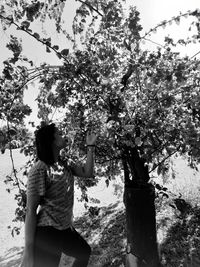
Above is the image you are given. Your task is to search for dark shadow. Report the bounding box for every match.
[159,205,200,267]
[73,201,127,267]
[0,202,125,267]
[4,201,200,267]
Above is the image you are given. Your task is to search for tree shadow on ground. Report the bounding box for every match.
[0,202,125,267]
[62,201,127,267]
[5,201,200,267]
[159,205,200,267]
[0,246,23,267]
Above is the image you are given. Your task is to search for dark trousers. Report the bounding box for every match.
[34,226,91,267]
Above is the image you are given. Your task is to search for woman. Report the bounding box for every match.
[21,123,97,267]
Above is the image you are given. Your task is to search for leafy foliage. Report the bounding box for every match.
[1,0,200,242]
[160,205,200,266]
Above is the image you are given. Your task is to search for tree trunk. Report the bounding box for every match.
[122,147,160,267]
[124,185,160,266]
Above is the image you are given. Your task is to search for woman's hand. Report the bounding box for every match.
[86,131,98,146]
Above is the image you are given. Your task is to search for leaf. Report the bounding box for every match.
[46,46,51,53]
[26,2,41,21]
[1,148,5,154]
[3,68,12,80]
[157,164,162,176]
[161,22,167,29]
[155,183,162,190]
[105,179,109,187]
[33,32,40,39]
[21,20,30,29]
[8,127,17,136]
[56,52,62,59]
[53,45,59,50]
[61,49,69,57]
[0,131,5,142]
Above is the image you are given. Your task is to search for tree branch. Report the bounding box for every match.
[141,10,198,39]
[6,121,22,193]
[0,14,101,88]
[77,0,103,17]
[191,50,200,59]
[0,14,68,62]
[149,144,181,174]
[143,38,165,49]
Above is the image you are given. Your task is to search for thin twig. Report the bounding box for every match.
[149,145,181,174]
[6,121,22,192]
[191,50,200,59]
[0,14,68,63]
[141,10,196,39]
[143,38,165,49]
[78,0,103,17]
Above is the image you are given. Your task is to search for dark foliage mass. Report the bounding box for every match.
[160,205,200,267]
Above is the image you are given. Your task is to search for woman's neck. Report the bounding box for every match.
[52,147,60,163]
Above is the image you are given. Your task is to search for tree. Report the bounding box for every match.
[1,0,200,265]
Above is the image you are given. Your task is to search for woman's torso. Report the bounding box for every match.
[27,160,74,230]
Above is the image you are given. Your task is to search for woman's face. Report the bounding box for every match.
[53,128,66,150]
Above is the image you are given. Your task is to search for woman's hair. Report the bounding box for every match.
[35,123,56,165]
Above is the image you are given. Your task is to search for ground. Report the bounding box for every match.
[1,200,200,267]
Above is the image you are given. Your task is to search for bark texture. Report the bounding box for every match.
[122,146,160,267]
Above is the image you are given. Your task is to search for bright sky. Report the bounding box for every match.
[0,0,199,129]
[132,0,200,56]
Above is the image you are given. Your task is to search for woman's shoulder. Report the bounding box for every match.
[29,160,48,175]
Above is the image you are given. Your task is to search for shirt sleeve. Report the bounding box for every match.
[27,165,47,197]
